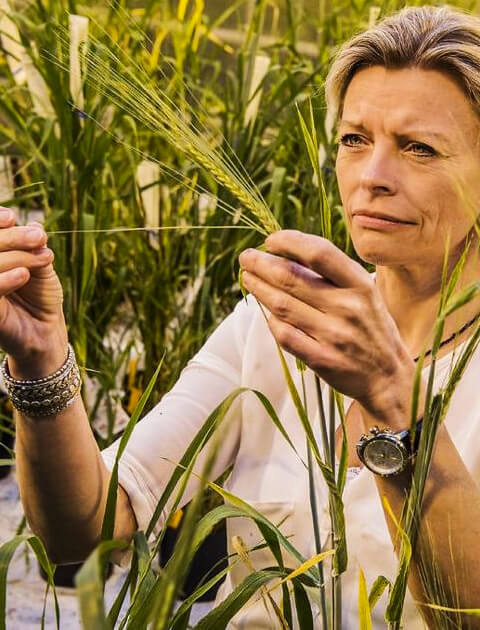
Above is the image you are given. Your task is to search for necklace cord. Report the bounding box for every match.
[413,312,480,363]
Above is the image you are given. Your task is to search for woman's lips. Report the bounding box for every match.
[352,213,415,230]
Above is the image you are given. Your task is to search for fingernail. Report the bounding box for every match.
[0,208,13,220]
[26,227,43,244]
[32,247,52,258]
[240,248,253,262]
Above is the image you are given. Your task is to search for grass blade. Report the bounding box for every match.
[358,567,373,630]
[0,535,60,630]
[368,575,390,610]
[75,539,129,630]
[192,569,285,630]
[101,357,164,541]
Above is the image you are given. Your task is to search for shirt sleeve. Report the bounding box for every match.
[100,296,255,547]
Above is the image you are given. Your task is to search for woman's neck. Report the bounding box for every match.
[375,239,480,360]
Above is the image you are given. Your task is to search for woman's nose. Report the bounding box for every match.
[359,148,397,196]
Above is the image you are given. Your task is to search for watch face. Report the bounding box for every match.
[363,438,406,476]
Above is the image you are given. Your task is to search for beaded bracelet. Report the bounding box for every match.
[0,344,81,417]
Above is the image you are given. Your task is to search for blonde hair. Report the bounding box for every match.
[325,5,480,120]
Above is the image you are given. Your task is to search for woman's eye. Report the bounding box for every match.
[338,133,365,147]
[407,142,436,157]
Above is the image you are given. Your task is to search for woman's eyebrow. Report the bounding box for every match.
[338,120,450,143]
[337,120,368,132]
[397,128,450,143]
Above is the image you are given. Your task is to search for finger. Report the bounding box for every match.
[27,221,49,246]
[239,248,338,311]
[0,267,30,296]
[0,248,54,273]
[267,314,335,372]
[29,261,56,280]
[264,230,368,288]
[27,220,45,231]
[0,208,16,228]
[0,225,47,252]
[242,269,330,341]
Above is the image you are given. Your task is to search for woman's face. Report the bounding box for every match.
[335,66,480,267]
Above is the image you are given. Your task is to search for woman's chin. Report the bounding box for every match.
[353,243,410,267]
[351,229,413,262]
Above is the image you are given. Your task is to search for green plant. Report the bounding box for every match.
[2,1,480,629]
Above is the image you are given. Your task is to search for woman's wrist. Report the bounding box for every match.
[7,331,70,381]
[3,342,81,418]
[360,363,427,432]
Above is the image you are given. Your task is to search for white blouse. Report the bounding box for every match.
[101,295,480,629]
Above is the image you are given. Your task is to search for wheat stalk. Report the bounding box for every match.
[46,23,280,236]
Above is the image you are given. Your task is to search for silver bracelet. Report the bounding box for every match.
[0,344,81,417]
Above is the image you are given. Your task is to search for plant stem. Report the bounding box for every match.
[328,389,336,482]
[315,375,343,629]
[328,387,342,630]
[333,572,342,630]
[307,446,329,629]
[301,370,328,629]
[285,0,298,53]
[316,376,330,464]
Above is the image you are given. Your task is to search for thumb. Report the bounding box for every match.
[29,262,56,280]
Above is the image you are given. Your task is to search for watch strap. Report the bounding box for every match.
[395,418,423,456]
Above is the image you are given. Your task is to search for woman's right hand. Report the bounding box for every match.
[0,208,68,377]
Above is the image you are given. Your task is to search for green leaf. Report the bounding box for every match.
[193,569,285,630]
[368,575,390,610]
[171,560,237,629]
[443,321,480,411]
[101,358,164,542]
[126,532,157,623]
[293,580,314,630]
[358,568,372,630]
[443,282,480,318]
[421,603,480,616]
[75,540,129,630]
[384,497,412,623]
[80,213,97,305]
[268,550,335,590]
[296,103,320,178]
[151,428,232,629]
[335,391,348,495]
[295,99,331,240]
[0,535,59,630]
[269,327,347,574]
[146,385,305,540]
[144,387,246,540]
[206,483,319,584]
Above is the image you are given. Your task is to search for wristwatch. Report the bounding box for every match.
[356,420,423,477]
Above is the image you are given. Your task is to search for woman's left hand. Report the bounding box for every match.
[239,230,416,426]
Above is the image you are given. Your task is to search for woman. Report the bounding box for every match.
[7,4,480,628]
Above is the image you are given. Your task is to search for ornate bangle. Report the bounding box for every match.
[0,344,81,418]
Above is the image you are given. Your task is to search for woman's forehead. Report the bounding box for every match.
[341,66,479,139]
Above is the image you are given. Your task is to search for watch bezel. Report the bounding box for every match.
[356,428,410,477]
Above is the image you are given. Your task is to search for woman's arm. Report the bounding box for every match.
[6,211,245,564]
[360,390,480,629]
[0,209,137,563]
[13,345,138,564]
